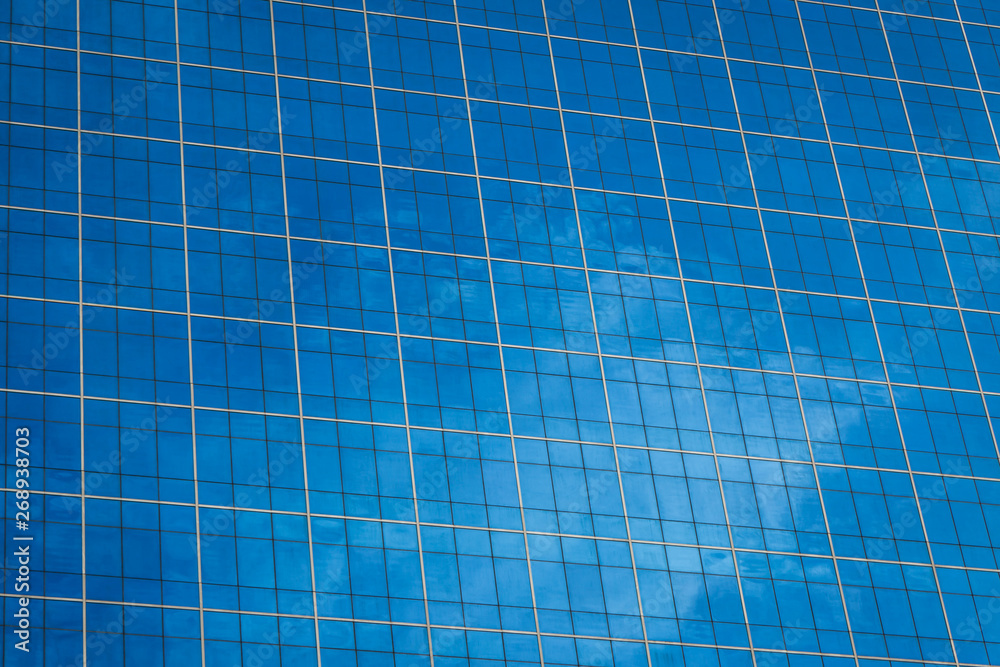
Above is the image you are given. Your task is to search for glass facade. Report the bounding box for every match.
[5,0,1000,664]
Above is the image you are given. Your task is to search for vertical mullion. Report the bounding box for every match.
[948,0,1000,456]
[794,0,974,663]
[76,0,86,660]
[170,1,207,664]
[697,1,872,665]
[449,2,548,664]
[624,2,774,664]
[538,7,712,666]
[868,6,1000,653]
[360,2,436,663]
[265,2,323,664]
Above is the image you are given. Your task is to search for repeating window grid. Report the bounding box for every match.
[626,19,762,667]
[0,370,975,467]
[7,198,1000,324]
[28,270,1000,345]
[16,26,1000,160]
[12,103,1000,266]
[30,0,1000,55]
[702,2,865,665]
[0,328,992,620]
[169,0,206,663]
[13,379,1000,485]
[18,342,1000,462]
[0,3,984,81]
[5,1,1000,667]
[619,0,765,662]
[0,333,994,428]
[951,1,1000,408]
[1,85,1000,180]
[826,34,967,667]
[950,0,1000,362]
[873,2,1000,466]
[822,5,973,665]
[21,181,1000,265]
[16,474,1000,573]
[3,408,1000,664]
[0,582,996,667]
[944,0,1000,418]
[265,0,323,663]
[871,1,1000,657]
[361,1,438,665]
[2,4,1000,83]
[799,0,961,24]
[16,191,1000,316]
[0,594,996,667]
[8,358,1000,454]
[451,1,547,664]
[13,29,1000,222]
[796,0,988,663]
[13,72,1000,176]
[535,2,655,663]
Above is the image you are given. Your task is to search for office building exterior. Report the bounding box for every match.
[5,0,1000,664]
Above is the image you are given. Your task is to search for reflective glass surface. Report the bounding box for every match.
[4,0,1000,665]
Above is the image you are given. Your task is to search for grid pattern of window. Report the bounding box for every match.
[5,0,1000,665]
